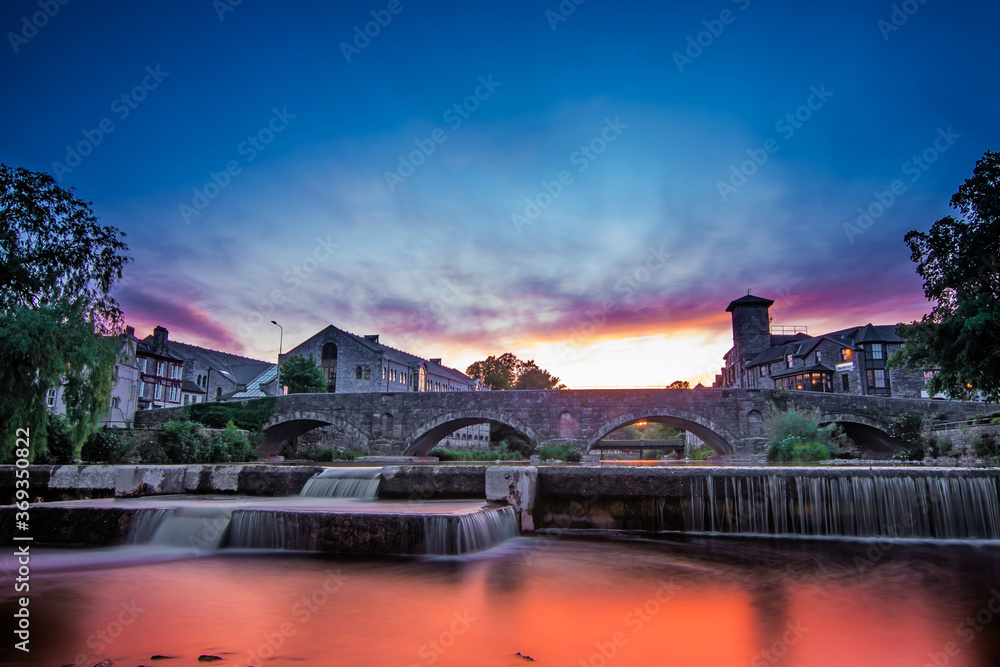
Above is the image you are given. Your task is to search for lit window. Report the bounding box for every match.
[840,348,852,362]
[870,344,884,360]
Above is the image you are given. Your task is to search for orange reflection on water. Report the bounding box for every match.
[6,539,996,667]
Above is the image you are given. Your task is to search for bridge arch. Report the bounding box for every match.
[403,409,543,456]
[819,413,901,456]
[590,409,738,455]
[258,410,370,457]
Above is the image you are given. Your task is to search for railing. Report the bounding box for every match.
[931,417,1000,431]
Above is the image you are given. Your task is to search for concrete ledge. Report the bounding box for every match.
[378,465,488,499]
[486,466,538,531]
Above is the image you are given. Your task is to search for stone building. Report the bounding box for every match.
[137,326,277,408]
[282,325,490,449]
[715,293,932,398]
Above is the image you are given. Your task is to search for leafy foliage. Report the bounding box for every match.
[764,406,842,463]
[44,412,75,463]
[279,355,327,394]
[689,444,717,460]
[0,164,130,331]
[81,427,134,463]
[666,380,690,389]
[428,448,523,461]
[890,151,1000,401]
[536,443,582,461]
[466,353,565,390]
[887,409,926,460]
[160,419,256,464]
[0,300,120,461]
[303,448,366,462]
[184,396,276,431]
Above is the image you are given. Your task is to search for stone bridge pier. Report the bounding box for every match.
[134,388,991,460]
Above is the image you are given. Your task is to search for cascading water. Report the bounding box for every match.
[423,506,520,556]
[299,467,382,498]
[127,506,234,550]
[681,471,1000,539]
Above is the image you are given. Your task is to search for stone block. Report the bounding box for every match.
[115,466,187,497]
[486,466,538,531]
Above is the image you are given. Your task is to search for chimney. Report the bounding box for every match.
[364,334,379,342]
[125,325,135,338]
[152,326,169,354]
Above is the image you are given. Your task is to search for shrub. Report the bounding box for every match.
[767,436,831,463]
[991,417,1000,425]
[162,419,205,463]
[973,432,1000,459]
[690,445,717,461]
[536,443,581,461]
[184,397,276,431]
[303,447,366,461]
[206,420,257,463]
[44,412,75,463]
[429,448,523,462]
[565,450,582,463]
[765,406,845,457]
[82,427,132,463]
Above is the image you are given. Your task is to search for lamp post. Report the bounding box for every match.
[270,320,283,395]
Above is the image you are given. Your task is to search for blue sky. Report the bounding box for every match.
[2,0,997,386]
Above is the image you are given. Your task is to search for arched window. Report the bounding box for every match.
[364,366,371,380]
[356,365,363,380]
[321,343,337,391]
[215,387,222,399]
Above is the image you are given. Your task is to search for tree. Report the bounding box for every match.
[280,355,327,394]
[466,353,564,390]
[0,300,120,462]
[513,364,565,390]
[890,151,1000,401]
[1,164,130,331]
[667,380,690,389]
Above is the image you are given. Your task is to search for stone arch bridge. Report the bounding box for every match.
[134,389,990,459]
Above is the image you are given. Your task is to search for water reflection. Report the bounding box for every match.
[2,536,1000,666]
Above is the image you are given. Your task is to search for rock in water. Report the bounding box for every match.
[198,656,223,662]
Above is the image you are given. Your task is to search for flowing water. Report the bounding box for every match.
[299,467,383,498]
[679,471,1000,539]
[4,535,1000,666]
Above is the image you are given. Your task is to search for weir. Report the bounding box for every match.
[299,467,382,498]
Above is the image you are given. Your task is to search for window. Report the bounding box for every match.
[216,387,222,399]
[156,361,165,377]
[191,396,199,404]
[364,366,371,380]
[759,366,767,378]
[138,358,148,373]
[923,370,935,383]
[111,396,120,409]
[46,388,57,407]
[815,351,822,363]
[173,365,182,379]
[183,395,190,406]
[168,386,180,402]
[154,384,164,400]
[786,354,794,369]
[874,369,887,388]
[356,366,363,380]
[869,343,884,360]
[842,374,850,392]
[840,348,852,362]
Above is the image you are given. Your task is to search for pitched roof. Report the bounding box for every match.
[768,362,836,380]
[151,338,270,383]
[726,294,775,312]
[230,365,278,398]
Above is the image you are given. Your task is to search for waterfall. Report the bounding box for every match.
[229,510,298,550]
[423,506,520,556]
[300,467,382,498]
[682,472,1000,540]
[126,506,233,551]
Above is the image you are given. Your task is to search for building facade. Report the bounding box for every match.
[282,325,489,447]
[715,293,931,398]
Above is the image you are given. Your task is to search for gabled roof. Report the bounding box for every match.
[154,339,270,383]
[230,365,278,399]
[726,294,774,312]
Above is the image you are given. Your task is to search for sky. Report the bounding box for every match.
[2,0,998,387]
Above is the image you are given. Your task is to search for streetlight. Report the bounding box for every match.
[270,320,283,395]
